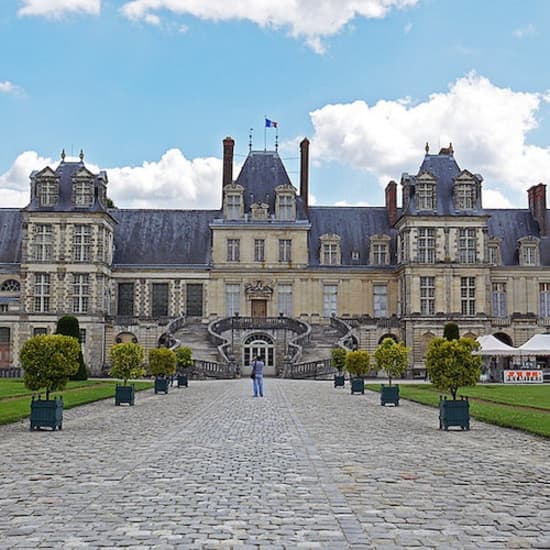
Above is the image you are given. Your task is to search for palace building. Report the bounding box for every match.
[0,138,549,377]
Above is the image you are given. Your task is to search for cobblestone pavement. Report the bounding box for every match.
[1,379,549,549]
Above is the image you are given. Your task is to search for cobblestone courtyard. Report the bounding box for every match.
[0,379,549,549]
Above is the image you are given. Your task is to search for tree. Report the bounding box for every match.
[331,347,347,373]
[175,346,193,372]
[109,343,145,385]
[148,348,176,378]
[20,334,80,399]
[374,338,410,386]
[425,337,482,399]
[56,315,87,381]
[443,322,459,341]
[344,350,370,378]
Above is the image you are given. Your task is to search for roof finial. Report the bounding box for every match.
[425,142,429,154]
[61,148,66,161]
[79,149,84,162]
[449,142,454,154]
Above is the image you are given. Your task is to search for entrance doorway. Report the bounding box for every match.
[243,333,274,373]
[251,299,267,318]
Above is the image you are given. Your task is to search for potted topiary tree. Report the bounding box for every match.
[175,346,193,388]
[345,350,370,395]
[425,336,482,430]
[56,315,88,381]
[20,334,80,431]
[109,342,145,406]
[149,347,176,394]
[374,338,410,406]
[331,347,347,388]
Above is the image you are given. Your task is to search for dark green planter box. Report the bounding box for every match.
[177,374,188,388]
[439,397,470,430]
[381,384,399,406]
[334,374,345,388]
[115,384,135,406]
[154,377,169,394]
[350,377,365,395]
[30,397,63,431]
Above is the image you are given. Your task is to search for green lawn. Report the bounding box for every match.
[366,383,550,438]
[0,379,154,425]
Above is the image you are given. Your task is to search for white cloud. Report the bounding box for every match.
[120,0,418,53]
[18,0,101,18]
[513,23,535,39]
[0,81,24,96]
[309,72,550,207]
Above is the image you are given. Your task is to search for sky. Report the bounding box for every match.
[1,0,550,210]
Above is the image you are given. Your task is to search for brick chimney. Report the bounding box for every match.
[527,183,547,237]
[385,180,398,226]
[222,136,234,188]
[300,138,309,208]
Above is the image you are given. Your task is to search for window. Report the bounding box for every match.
[227,239,240,262]
[372,243,388,265]
[186,284,203,317]
[32,224,53,262]
[399,233,408,263]
[455,184,474,209]
[72,273,90,313]
[226,194,241,220]
[417,228,436,263]
[279,239,292,262]
[459,228,477,263]
[79,328,86,344]
[73,180,94,207]
[373,285,388,317]
[34,273,50,313]
[33,327,48,336]
[420,276,435,315]
[225,284,240,316]
[522,245,537,266]
[323,285,337,317]
[461,277,476,315]
[492,282,507,317]
[540,283,550,318]
[417,182,436,210]
[1,279,20,292]
[38,179,58,207]
[117,283,134,317]
[323,243,338,265]
[488,244,500,265]
[278,194,294,220]
[152,283,169,317]
[254,239,265,262]
[73,225,91,262]
[278,284,293,317]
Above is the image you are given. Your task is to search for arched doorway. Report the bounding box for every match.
[242,333,274,371]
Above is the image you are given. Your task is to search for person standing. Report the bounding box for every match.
[251,355,264,397]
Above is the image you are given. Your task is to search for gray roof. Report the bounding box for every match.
[110,209,220,266]
[308,207,397,266]
[0,209,22,264]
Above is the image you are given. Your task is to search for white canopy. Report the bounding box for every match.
[474,335,519,356]
[517,333,550,355]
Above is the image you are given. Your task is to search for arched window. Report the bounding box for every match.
[243,333,274,368]
[0,279,20,292]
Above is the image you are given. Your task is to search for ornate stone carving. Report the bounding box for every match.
[245,280,274,298]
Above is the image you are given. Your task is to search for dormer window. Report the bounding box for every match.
[38,178,58,207]
[73,179,94,207]
[223,183,244,220]
[518,236,540,266]
[487,238,501,265]
[320,234,341,265]
[370,234,391,265]
[275,186,296,221]
[455,183,475,210]
[416,175,436,210]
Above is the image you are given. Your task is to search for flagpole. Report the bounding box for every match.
[264,115,267,151]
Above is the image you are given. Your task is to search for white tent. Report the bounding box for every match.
[474,335,519,356]
[517,333,550,355]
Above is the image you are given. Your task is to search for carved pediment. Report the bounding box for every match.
[245,280,274,298]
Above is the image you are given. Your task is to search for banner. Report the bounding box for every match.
[503,370,543,383]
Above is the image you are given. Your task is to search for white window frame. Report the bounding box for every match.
[73,225,91,262]
[73,180,94,207]
[227,239,240,262]
[417,228,436,263]
[459,228,477,264]
[277,194,294,220]
[461,277,476,315]
[226,194,241,220]
[420,276,435,315]
[72,273,90,313]
[373,243,388,265]
[32,224,53,262]
[225,284,240,316]
[540,283,550,318]
[417,182,436,210]
[492,282,506,318]
[254,239,265,262]
[323,285,338,317]
[278,284,293,317]
[373,284,388,318]
[34,273,50,313]
[455,184,474,209]
[39,179,58,207]
[279,239,292,263]
[322,243,338,265]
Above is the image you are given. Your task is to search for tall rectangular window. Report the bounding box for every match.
[373,243,388,265]
[461,277,476,315]
[279,239,292,262]
[540,283,550,318]
[227,239,240,262]
[34,273,50,313]
[39,180,58,207]
[417,228,435,263]
[152,283,169,317]
[323,285,337,317]
[455,184,474,209]
[417,183,435,210]
[73,225,91,262]
[322,243,338,265]
[488,245,499,265]
[117,282,134,317]
[278,284,293,317]
[420,276,435,315]
[373,284,388,317]
[186,284,203,317]
[225,284,240,316]
[254,239,265,262]
[492,282,507,317]
[459,228,477,263]
[278,195,293,220]
[72,273,89,313]
[226,194,241,219]
[522,245,537,265]
[32,224,53,262]
[73,181,94,207]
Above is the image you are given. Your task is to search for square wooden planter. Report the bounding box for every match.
[380,384,400,406]
[350,377,365,395]
[154,377,169,394]
[30,397,63,431]
[177,374,188,388]
[439,397,470,430]
[334,374,345,388]
[115,384,135,406]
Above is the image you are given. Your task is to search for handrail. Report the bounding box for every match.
[283,358,336,379]
[158,314,186,349]
[330,316,356,352]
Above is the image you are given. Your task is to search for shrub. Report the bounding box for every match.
[443,322,459,341]
[176,346,193,372]
[374,338,410,385]
[345,350,370,378]
[109,343,145,385]
[56,315,87,381]
[331,347,347,373]
[20,334,80,399]
[148,348,176,377]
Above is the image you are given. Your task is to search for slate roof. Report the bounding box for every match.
[110,209,220,266]
[307,207,397,266]
[0,209,22,265]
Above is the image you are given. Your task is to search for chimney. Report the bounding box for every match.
[222,136,234,188]
[300,137,309,208]
[528,183,547,237]
[385,180,398,226]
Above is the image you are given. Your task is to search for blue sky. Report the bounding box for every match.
[1,0,550,210]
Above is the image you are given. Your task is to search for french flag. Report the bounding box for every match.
[265,118,278,128]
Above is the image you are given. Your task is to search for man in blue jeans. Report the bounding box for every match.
[251,355,264,397]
